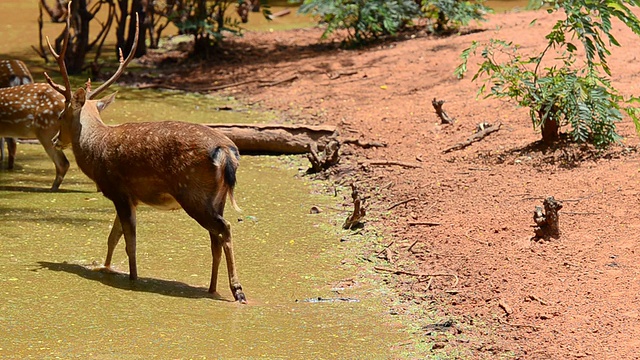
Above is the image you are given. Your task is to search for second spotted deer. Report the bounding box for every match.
[0,59,68,189]
[0,60,34,170]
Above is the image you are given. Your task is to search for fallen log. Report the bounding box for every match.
[203,123,337,154]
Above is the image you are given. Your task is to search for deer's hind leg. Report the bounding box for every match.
[181,199,246,303]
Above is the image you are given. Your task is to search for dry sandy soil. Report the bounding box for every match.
[135,9,640,359]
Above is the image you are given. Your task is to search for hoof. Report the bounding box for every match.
[235,291,247,304]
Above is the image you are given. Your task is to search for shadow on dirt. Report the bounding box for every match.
[473,135,638,170]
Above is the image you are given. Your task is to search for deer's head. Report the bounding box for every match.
[45,2,138,150]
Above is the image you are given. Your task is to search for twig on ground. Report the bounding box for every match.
[407,239,420,252]
[387,197,418,211]
[558,194,596,202]
[499,298,513,316]
[363,160,423,169]
[373,266,459,288]
[408,221,441,226]
[139,79,258,92]
[563,211,599,215]
[497,319,540,331]
[327,69,358,80]
[443,122,502,153]
[376,241,395,257]
[257,75,299,88]
[340,138,386,148]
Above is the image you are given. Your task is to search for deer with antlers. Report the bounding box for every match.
[0,60,68,189]
[45,6,246,303]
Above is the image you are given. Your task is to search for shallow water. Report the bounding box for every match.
[0,1,404,358]
[1,147,403,359]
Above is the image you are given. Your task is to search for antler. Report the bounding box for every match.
[87,13,139,100]
[44,1,72,101]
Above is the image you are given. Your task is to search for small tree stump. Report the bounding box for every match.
[533,196,563,241]
[432,98,454,124]
[307,140,340,173]
[343,184,366,230]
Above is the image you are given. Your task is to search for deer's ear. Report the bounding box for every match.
[96,92,117,112]
[72,88,86,110]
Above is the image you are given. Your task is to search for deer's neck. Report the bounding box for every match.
[71,109,110,181]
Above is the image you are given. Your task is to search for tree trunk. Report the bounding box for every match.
[116,0,147,58]
[539,106,560,145]
[57,0,90,74]
[203,123,337,154]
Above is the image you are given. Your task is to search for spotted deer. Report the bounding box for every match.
[0,60,68,190]
[0,60,35,169]
[46,7,246,303]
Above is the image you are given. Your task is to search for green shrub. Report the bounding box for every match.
[295,0,420,44]
[418,0,489,33]
[456,0,640,148]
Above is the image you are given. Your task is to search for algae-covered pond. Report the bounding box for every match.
[0,1,406,358]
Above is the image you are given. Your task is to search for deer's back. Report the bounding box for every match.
[77,121,238,207]
[0,84,64,137]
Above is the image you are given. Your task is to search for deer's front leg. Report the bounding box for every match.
[6,138,16,169]
[113,200,138,280]
[99,215,123,274]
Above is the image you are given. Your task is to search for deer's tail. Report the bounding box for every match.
[211,146,241,212]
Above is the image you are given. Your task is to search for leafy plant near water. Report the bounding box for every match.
[417,0,490,33]
[294,0,421,44]
[293,0,488,44]
[456,0,640,148]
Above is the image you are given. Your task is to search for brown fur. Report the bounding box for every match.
[0,82,68,189]
[56,87,246,302]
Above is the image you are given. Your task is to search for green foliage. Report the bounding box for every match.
[161,0,269,57]
[456,0,640,147]
[418,0,490,33]
[295,0,420,44]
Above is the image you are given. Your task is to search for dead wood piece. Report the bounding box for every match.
[499,298,513,316]
[343,184,366,230]
[527,295,549,306]
[432,98,454,124]
[407,239,420,252]
[268,8,291,19]
[203,123,336,154]
[373,266,459,288]
[443,122,502,153]
[340,137,386,148]
[138,79,259,92]
[497,319,540,331]
[363,160,423,169]
[408,221,441,227]
[257,75,299,88]
[307,140,340,173]
[328,69,358,80]
[387,197,417,211]
[532,196,563,241]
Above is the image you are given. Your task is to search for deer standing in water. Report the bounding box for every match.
[0,59,34,169]
[0,60,35,169]
[0,59,68,189]
[46,7,246,303]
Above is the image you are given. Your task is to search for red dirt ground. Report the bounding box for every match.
[138,10,640,359]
